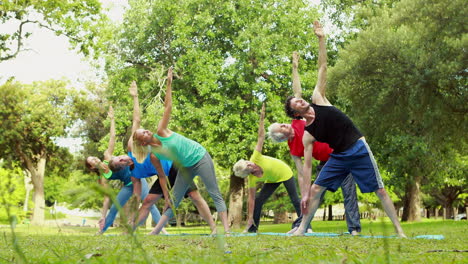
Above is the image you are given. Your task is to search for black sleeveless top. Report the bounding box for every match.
[305,104,362,153]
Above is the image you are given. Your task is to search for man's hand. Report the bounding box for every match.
[292,51,299,69]
[129,81,138,97]
[313,21,324,38]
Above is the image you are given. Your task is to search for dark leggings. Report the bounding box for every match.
[250,177,301,232]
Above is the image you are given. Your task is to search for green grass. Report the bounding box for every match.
[1,219,467,263]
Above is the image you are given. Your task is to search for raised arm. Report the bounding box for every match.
[156,67,173,137]
[128,81,140,151]
[292,51,302,98]
[311,21,330,106]
[301,131,315,212]
[103,106,115,161]
[254,103,266,152]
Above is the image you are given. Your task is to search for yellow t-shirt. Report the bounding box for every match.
[248,150,293,188]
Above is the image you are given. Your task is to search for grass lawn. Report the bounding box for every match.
[1,219,466,263]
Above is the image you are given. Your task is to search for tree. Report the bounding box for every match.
[0,0,107,61]
[0,80,91,224]
[328,0,467,221]
[101,0,323,226]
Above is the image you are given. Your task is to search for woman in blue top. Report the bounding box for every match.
[132,67,230,235]
[85,95,162,234]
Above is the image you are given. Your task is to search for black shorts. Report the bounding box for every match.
[149,165,197,198]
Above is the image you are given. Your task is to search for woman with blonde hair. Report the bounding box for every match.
[132,67,230,235]
[84,105,162,234]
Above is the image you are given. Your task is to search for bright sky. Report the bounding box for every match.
[0,0,128,87]
[0,0,128,154]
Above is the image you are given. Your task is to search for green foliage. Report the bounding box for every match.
[0,0,108,61]
[0,165,26,223]
[328,0,467,212]
[101,0,322,169]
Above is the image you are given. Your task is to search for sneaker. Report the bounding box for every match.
[306,228,313,233]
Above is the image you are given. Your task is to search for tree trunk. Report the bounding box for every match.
[401,176,421,222]
[327,205,333,221]
[273,211,288,224]
[322,206,326,221]
[23,170,33,212]
[30,158,46,225]
[228,175,244,228]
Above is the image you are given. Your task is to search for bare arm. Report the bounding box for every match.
[157,67,173,137]
[128,81,140,151]
[245,186,256,230]
[131,176,142,200]
[98,177,110,230]
[301,131,315,211]
[150,153,171,210]
[254,103,266,152]
[103,106,115,161]
[311,21,331,106]
[292,51,302,98]
[291,155,304,194]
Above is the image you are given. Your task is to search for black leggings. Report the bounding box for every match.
[251,177,301,231]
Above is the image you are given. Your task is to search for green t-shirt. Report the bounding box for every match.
[102,160,112,179]
[248,150,293,188]
[153,132,206,167]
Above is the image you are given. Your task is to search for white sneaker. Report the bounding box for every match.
[306,228,313,233]
[351,230,359,236]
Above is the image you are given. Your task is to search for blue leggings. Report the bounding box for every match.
[103,179,161,232]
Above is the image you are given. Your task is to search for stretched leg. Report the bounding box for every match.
[341,173,361,234]
[150,169,190,235]
[375,188,406,237]
[191,152,230,233]
[293,184,327,236]
[140,179,162,226]
[251,182,280,232]
[187,190,216,234]
[136,193,162,227]
[102,185,133,232]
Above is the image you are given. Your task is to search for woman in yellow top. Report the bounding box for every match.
[233,104,302,233]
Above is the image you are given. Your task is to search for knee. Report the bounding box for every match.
[187,191,201,203]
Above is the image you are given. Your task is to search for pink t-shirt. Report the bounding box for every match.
[287,119,333,162]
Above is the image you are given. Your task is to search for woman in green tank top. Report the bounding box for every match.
[132,67,230,235]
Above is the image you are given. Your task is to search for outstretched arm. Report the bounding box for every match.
[243,186,256,232]
[311,21,330,106]
[157,67,173,137]
[98,177,110,232]
[128,81,140,151]
[301,131,315,213]
[150,153,172,211]
[254,103,266,152]
[103,106,115,161]
[292,51,302,98]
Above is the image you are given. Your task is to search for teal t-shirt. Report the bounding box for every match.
[153,132,206,167]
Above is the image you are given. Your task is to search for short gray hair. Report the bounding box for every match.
[267,123,288,143]
[233,159,250,178]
